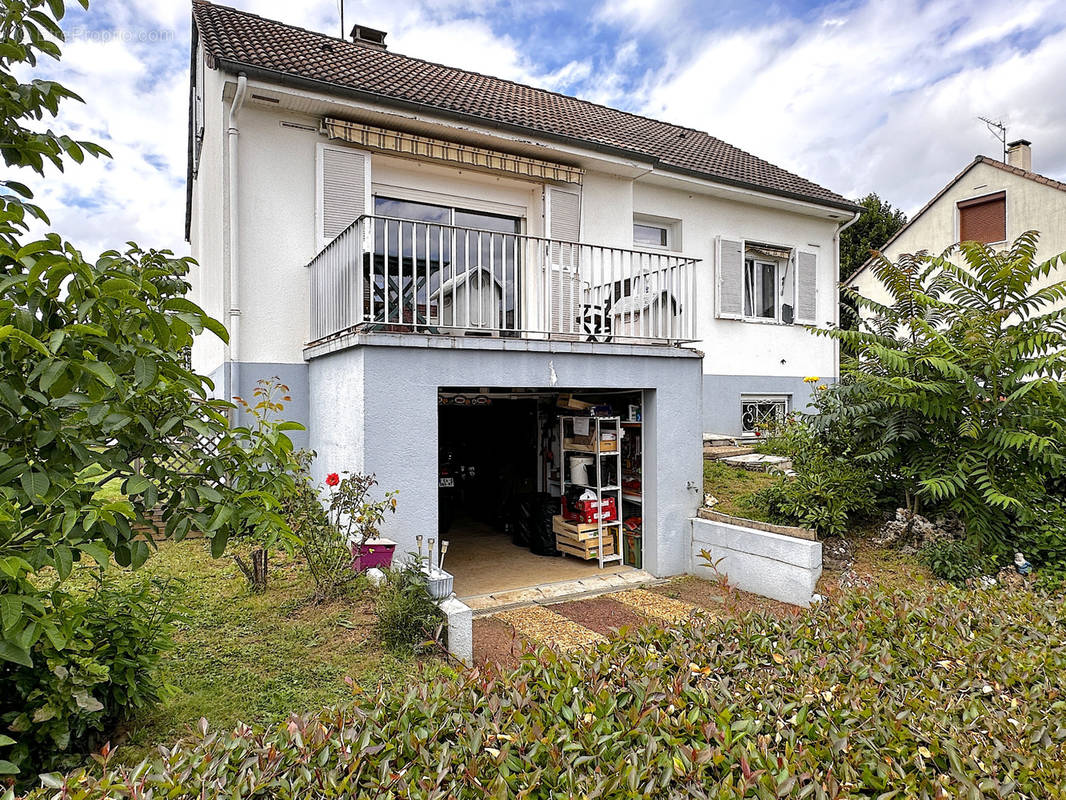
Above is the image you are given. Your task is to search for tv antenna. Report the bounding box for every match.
[978,116,1007,161]
[339,0,345,38]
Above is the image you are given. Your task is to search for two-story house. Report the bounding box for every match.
[847,140,1066,305]
[186,1,858,592]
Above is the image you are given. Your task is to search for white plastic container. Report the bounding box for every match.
[569,455,596,486]
[424,567,454,600]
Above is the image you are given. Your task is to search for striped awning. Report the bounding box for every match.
[747,243,792,262]
[324,118,584,184]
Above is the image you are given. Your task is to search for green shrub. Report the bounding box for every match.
[30,586,1066,798]
[918,538,992,584]
[750,415,878,537]
[1,577,183,779]
[374,562,443,655]
[821,234,1066,551]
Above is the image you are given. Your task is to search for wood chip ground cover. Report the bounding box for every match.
[36,585,1066,798]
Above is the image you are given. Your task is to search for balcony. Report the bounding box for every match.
[308,215,700,346]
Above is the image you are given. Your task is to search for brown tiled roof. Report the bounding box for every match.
[976,155,1066,193]
[844,155,1066,284]
[191,0,859,212]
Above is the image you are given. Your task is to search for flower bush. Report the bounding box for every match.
[280,460,398,597]
[25,585,1066,798]
[324,472,398,550]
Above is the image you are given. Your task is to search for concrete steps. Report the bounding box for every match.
[462,568,657,617]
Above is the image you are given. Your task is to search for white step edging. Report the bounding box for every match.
[691,516,821,607]
[438,595,473,666]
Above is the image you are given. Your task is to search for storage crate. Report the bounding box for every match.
[555,529,618,560]
[553,515,621,542]
[562,496,618,524]
[563,437,618,453]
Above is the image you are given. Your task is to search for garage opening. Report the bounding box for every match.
[438,388,646,599]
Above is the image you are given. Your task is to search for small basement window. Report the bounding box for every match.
[741,395,788,434]
[958,191,1006,244]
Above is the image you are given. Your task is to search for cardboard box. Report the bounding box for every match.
[557,394,594,411]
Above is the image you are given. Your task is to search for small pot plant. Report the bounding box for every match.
[324,471,399,572]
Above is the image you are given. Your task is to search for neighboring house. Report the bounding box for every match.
[185,1,858,584]
[847,141,1066,306]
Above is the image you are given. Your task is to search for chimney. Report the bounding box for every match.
[1006,139,1032,171]
[349,24,387,50]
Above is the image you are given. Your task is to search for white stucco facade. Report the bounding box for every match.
[187,66,856,436]
[848,156,1066,308]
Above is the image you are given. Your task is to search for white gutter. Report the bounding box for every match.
[226,73,248,396]
[833,208,862,381]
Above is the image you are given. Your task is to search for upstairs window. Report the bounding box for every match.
[633,215,679,250]
[716,238,817,325]
[743,243,793,323]
[958,191,1006,244]
[634,222,669,248]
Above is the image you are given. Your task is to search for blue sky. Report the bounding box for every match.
[22,0,1066,255]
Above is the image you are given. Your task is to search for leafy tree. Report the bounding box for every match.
[839,193,907,331]
[816,232,1066,552]
[840,192,908,283]
[0,0,298,693]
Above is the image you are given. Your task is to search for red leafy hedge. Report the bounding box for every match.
[22,586,1066,798]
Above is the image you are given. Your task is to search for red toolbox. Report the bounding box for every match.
[562,495,618,524]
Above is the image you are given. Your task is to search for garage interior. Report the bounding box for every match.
[438,387,646,598]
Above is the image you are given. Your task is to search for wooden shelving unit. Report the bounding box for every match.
[558,416,624,568]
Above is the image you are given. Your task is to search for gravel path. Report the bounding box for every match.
[610,588,699,624]
[494,604,606,651]
[548,597,647,636]
[477,578,803,659]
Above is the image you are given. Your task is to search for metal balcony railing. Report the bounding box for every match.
[308,215,700,345]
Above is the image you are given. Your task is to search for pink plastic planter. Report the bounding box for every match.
[351,538,396,572]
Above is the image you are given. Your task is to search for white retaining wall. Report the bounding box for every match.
[691,516,821,607]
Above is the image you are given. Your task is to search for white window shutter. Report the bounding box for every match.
[796,250,817,324]
[546,185,581,242]
[781,251,796,324]
[715,236,744,319]
[545,185,582,333]
[318,144,369,245]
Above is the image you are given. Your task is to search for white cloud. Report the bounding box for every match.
[16,0,1066,261]
[632,0,1066,214]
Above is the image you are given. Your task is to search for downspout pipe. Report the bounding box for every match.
[226,73,248,400]
[833,208,862,382]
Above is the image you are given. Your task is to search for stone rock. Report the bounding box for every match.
[994,566,1030,591]
[838,568,872,589]
[821,535,854,571]
[874,508,964,553]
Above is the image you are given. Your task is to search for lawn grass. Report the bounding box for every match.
[101,541,429,763]
[702,459,778,522]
